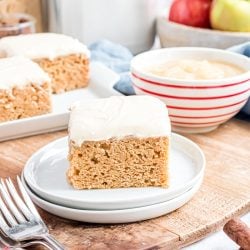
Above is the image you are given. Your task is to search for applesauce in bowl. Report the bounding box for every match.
[131,47,250,133]
[147,59,245,80]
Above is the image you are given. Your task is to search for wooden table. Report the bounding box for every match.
[0,118,249,249]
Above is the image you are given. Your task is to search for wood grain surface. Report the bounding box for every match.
[0,119,249,249]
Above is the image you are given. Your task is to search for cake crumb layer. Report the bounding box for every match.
[0,82,51,122]
[67,136,169,189]
[36,54,89,94]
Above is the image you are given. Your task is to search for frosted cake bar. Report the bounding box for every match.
[0,57,51,122]
[0,33,90,93]
[67,95,171,189]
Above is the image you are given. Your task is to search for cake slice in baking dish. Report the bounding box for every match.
[67,95,171,189]
[0,56,52,122]
[0,33,90,94]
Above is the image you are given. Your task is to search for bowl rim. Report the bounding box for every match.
[130,47,250,86]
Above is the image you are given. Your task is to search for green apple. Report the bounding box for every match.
[210,0,250,32]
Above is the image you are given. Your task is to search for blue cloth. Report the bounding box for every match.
[89,40,250,114]
[89,40,135,95]
[228,42,250,115]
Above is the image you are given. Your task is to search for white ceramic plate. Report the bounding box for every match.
[23,133,205,210]
[22,174,202,224]
[0,62,121,142]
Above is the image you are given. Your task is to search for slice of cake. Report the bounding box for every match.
[0,56,52,122]
[67,95,171,189]
[0,33,90,94]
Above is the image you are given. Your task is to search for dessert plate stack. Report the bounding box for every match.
[22,133,205,224]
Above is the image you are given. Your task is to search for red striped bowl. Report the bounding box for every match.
[131,47,250,133]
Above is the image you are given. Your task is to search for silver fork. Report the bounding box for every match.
[0,227,54,249]
[0,177,65,250]
[0,236,53,250]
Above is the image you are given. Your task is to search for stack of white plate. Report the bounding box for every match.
[22,133,205,224]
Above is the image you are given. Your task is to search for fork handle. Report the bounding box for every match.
[40,234,65,250]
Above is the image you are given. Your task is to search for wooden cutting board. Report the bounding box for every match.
[0,118,249,249]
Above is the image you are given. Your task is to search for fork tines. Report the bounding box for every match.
[0,177,41,232]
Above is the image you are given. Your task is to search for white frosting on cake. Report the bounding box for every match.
[69,96,171,145]
[0,56,51,89]
[0,33,90,60]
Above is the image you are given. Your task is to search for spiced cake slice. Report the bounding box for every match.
[0,33,90,94]
[67,95,171,190]
[0,56,52,122]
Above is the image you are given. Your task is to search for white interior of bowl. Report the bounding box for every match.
[131,47,250,86]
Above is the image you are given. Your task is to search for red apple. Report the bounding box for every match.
[169,0,212,28]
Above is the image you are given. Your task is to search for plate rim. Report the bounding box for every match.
[23,133,205,209]
[21,173,202,214]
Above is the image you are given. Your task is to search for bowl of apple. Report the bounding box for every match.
[157,0,250,49]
